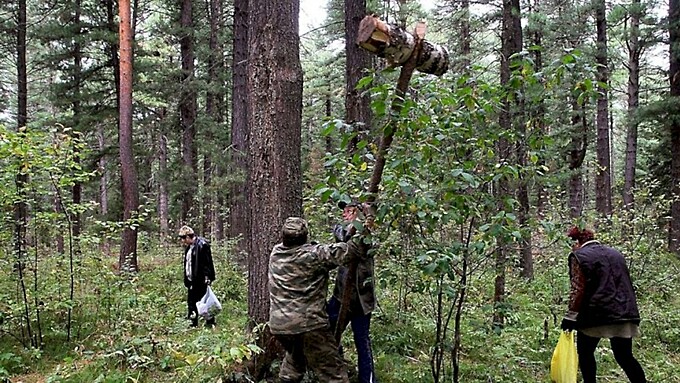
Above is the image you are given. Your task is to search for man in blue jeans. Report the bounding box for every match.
[328,200,378,383]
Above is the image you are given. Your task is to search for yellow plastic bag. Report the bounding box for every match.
[550,331,578,383]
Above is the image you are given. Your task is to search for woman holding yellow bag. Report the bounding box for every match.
[561,227,646,383]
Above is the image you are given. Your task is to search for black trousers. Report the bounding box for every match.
[577,332,646,383]
[186,283,214,326]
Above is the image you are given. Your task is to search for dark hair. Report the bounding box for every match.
[567,226,595,243]
[283,233,307,247]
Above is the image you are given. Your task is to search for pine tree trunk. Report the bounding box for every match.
[246,0,303,378]
[15,0,29,281]
[595,0,612,217]
[623,0,640,219]
[179,0,198,224]
[669,0,680,254]
[97,127,109,217]
[449,0,471,72]
[569,100,587,218]
[530,0,547,216]
[71,0,83,256]
[494,0,522,326]
[345,0,372,153]
[106,0,120,108]
[158,130,169,239]
[506,0,532,280]
[118,0,139,272]
[202,0,223,239]
[229,0,250,252]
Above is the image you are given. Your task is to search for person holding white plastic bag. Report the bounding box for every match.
[178,225,216,327]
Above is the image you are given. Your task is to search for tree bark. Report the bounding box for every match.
[507,0,532,280]
[179,0,198,224]
[158,130,169,239]
[623,0,641,221]
[15,0,29,282]
[229,0,250,252]
[595,0,612,217]
[246,0,303,378]
[669,0,680,254]
[493,0,522,326]
[118,0,139,272]
[202,0,223,239]
[529,0,547,216]
[345,0,372,154]
[569,99,587,218]
[357,15,449,76]
[71,0,83,257]
[97,127,109,218]
[107,0,120,111]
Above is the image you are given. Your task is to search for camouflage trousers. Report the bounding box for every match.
[275,326,349,383]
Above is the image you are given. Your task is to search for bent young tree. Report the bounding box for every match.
[335,16,449,341]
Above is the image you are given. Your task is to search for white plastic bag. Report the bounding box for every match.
[196,286,222,320]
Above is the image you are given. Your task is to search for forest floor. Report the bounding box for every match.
[2,240,679,382]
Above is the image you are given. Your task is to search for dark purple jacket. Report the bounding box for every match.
[570,242,640,327]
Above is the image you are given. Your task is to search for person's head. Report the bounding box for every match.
[178,225,196,246]
[567,226,595,249]
[282,217,308,247]
[338,200,361,222]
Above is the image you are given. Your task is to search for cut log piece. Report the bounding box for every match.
[357,15,449,76]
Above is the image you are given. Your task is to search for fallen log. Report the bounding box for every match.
[357,15,449,76]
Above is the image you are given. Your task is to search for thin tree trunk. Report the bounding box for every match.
[179,0,198,224]
[325,91,332,153]
[569,99,587,218]
[202,0,223,239]
[118,0,139,272]
[107,0,120,103]
[494,0,522,326]
[595,0,612,217]
[98,127,109,217]
[15,0,33,348]
[460,0,471,71]
[669,0,680,254]
[71,0,82,257]
[97,126,110,254]
[158,130,169,239]
[508,0,532,280]
[623,1,640,216]
[530,0,547,215]
[103,0,117,257]
[229,0,250,251]
[345,0,372,153]
[15,0,28,273]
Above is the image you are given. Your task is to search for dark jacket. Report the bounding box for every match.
[332,224,376,315]
[570,241,640,327]
[183,237,215,288]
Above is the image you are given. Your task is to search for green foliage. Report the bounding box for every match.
[0,223,677,382]
[1,239,258,382]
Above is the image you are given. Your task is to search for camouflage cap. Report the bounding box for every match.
[282,217,308,238]
[178,225,194,237]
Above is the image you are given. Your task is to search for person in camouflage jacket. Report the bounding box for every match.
[268,216,368,383]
